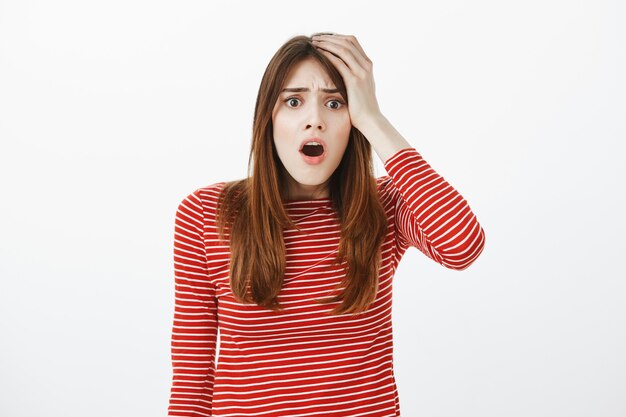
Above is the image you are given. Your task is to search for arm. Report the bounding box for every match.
[358,113,485,270]
[309,34,485,270]
[383,146,486,270]
[167,190,218,416]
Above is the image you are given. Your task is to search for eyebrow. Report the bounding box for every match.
[281,87,340,93]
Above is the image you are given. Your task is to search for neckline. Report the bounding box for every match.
[283,197,333,206]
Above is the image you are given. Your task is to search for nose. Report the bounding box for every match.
[304,102,325,131]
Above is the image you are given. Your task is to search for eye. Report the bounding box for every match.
[283,96,346,109]
[284,97,302,108]
[327,99,345,110]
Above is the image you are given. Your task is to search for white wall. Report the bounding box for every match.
[1,0,624,416]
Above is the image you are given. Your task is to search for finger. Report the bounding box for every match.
[314,34,371,69]
[313,38,366,75]
[320,34,370,62]
[345,35,371,65]
[313,35,362,68]
[314,45,350,78]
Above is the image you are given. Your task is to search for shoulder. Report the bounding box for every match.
[177,182,229,216]
[180,179,249,221]
[194,182,229,205]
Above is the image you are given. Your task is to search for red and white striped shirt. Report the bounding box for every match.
[168,147,486,416]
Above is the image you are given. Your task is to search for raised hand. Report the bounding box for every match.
[311,33,383,133]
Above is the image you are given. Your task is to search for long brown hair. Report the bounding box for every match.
[216,33,388,316]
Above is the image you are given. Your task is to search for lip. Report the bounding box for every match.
[299,137,328,153]
[299,137,327,165]
[300,151,326,165]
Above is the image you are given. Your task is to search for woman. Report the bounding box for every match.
[168,32,485,417]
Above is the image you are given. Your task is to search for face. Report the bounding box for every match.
[271,57,351,200]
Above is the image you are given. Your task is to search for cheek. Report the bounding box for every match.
[330,123,351,158]
[272,115,287,143]
[273,112,295,137]
[339,118,352,143]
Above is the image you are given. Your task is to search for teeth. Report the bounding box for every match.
[301,140,325,157]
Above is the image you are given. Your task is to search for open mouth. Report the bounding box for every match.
[300,143,325,157]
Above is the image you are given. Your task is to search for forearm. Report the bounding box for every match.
[357,112,413,164]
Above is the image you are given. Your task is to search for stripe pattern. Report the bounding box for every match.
[167,147,485,416]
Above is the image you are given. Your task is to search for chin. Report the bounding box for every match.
[295,177,329,186]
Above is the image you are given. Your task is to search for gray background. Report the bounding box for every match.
[1,0,624,416]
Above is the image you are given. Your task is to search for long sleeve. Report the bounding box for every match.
[383,147,486,270]
[167,190,218,416]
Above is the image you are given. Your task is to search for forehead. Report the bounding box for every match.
[282,58,336,90]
